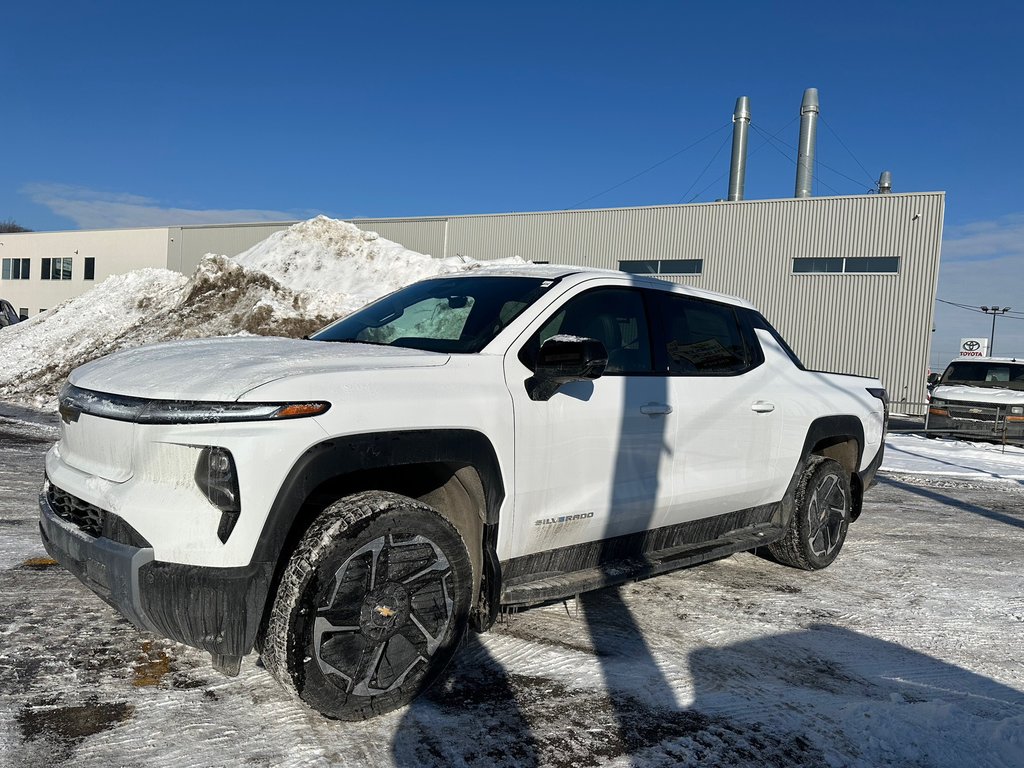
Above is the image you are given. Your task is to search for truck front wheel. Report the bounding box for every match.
[262,490,472,720]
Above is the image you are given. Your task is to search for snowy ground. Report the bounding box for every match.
[1,412,1021,768]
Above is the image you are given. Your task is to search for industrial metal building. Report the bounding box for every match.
[0,190,944,406]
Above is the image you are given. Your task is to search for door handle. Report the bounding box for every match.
[640,403,673,416]
[751,401,775,413]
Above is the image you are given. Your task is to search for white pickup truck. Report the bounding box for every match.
[926,357,1024,443]
[40,266,887,719]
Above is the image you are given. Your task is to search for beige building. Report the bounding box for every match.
[1,192,944,405]
[2,227,170,315]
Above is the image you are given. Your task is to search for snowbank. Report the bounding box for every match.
[882,433,1024,481]
[0,216,522,406]
[234,216,494,316]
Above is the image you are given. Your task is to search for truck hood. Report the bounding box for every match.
[69,336,450,401]
[932,384,1024,406]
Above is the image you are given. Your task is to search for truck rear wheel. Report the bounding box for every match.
[262,490,472,720]
[768,456,851,570]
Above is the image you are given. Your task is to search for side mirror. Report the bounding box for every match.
[526,335,608,401]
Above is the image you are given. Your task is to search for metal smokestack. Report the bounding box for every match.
[794,88,819,198]
[878,170,893,194]
[727,96,751,201]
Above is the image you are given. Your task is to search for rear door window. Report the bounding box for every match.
[652,293,760,375]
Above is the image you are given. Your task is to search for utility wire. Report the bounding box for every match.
[820,116,877,186]
[678,130,733,203]
[571,122,731,208]
[682,116,800,204]
[936,298,1024,320]
[749,123,843,195]
[751,122,874,193]
[685,170,731,204]
[816,158,876,191]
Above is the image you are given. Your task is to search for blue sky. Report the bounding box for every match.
[3,1,1022,366]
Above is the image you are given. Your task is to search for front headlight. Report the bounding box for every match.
[59,383,330,424]
[1011,406,1024,416]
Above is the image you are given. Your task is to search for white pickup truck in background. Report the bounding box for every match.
[927,357,1024,444]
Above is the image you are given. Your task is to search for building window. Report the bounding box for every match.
[619,258,703,275]
[41,257,73,280]
[84,257,96,280]
[2,257,31,280]
[793,257,900,274]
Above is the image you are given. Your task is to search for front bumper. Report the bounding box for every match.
[39,484,272,659]
[925,412,1024,443]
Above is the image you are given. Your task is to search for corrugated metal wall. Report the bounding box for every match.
[353,193,945,406]
[349,218,449,260]
[169,222,296,274]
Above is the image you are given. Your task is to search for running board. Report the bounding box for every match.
[500,524,782,608]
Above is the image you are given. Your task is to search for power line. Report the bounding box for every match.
[820,116,876,186]
[570,122,731,208]
[936,298,1024,320]
[936,298,985,312]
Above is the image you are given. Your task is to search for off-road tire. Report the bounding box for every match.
[262,490,472,720]
[768,456,851,570]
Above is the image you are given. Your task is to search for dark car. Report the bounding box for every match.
[0,299,22,328]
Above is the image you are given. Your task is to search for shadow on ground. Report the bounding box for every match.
[392,616,1024,767]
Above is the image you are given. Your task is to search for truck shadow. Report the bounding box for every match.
[879,475,1024,530]
[392,617,1024,767]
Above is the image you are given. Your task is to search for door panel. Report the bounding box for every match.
[505,286,676,559]
[651,293,781,520]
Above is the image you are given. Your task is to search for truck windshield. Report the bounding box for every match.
[310,275,557,353]
[941,361,1024,391]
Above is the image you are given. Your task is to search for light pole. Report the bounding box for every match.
[980,305,1011,356]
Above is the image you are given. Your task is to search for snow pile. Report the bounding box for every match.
[0,216,523,405]
[234,216,492,316]
[882,433,1024,481]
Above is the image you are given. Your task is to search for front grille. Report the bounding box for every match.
[46,482,151,548]
[48,483,104,537]
[947,402,999,423]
